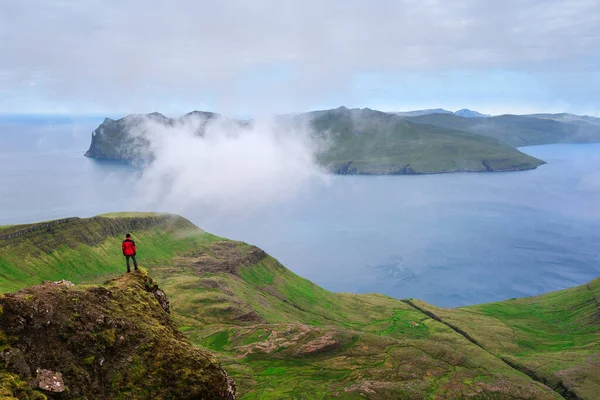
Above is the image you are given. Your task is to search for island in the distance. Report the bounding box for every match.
[83,106,600,175]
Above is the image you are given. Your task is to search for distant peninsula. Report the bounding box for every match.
[82,106,598,175]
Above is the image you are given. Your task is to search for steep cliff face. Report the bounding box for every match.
[0,271,235,399]
[84,111,223,160]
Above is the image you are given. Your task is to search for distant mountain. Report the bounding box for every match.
[84,110,235,160]
[393,108,490,118]
[85,106,544,175]
[404,113,600,147]
[525,113,600,125]
[294,107,544,174]
[454,109,490,118]
[392,108,453,117]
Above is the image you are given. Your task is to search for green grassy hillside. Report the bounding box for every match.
[0,213,213,292]
[405,113,600,147]
[1,213,598,398]
[410,278,600,399]
[304,107,544,174]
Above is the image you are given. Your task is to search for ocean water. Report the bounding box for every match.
[1,117,599,307]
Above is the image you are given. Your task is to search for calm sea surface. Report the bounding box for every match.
[1,116,599,307]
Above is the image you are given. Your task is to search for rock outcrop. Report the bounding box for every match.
[84,111,224,160]
[0,271,235,399]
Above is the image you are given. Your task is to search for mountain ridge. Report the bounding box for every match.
[299,106,543,174]
[1,213,598,398]
[393,108,490,118]
[85,107,545,175]
[404,112,600,147]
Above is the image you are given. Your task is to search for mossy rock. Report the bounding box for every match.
[0,271,235,399]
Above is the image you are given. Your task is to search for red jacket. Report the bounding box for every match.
[122,239,136,256]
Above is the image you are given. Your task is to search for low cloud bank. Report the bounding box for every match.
[126,114,328,215]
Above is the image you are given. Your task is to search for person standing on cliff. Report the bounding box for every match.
[122,233,138,273]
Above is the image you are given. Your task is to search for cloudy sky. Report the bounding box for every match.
[1,0,599,116]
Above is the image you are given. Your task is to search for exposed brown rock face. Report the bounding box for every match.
[33,369,64,394]
[0,272,235,400]
[177,241,268,275]
[296,334,341,355]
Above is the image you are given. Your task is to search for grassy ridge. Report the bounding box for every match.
[411,278,600,398]
[308,107,545,174]
[2,213,598,398]
[0,213,215,291]
[152,249,558,398]
[405,113,600,147]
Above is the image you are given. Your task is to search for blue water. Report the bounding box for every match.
[1,117,599,307]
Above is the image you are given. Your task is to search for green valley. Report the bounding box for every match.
[1,213,598,399]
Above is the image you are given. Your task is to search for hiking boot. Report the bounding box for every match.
[127,270,131,273]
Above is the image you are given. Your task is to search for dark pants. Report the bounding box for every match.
[126,255,138,272]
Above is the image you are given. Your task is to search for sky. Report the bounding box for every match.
[1,0,599,117]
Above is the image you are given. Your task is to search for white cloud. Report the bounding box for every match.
[0,0,598,113]
[128,114,328,214]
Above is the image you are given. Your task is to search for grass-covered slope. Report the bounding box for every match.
[404,113,600,147]
[2,213,599,398]
[0,270,235,399]
[526,113,600,126]
[410,278,600,399]
[306,107,544,174]
[159,251,562,399]
[0,213,214,292]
